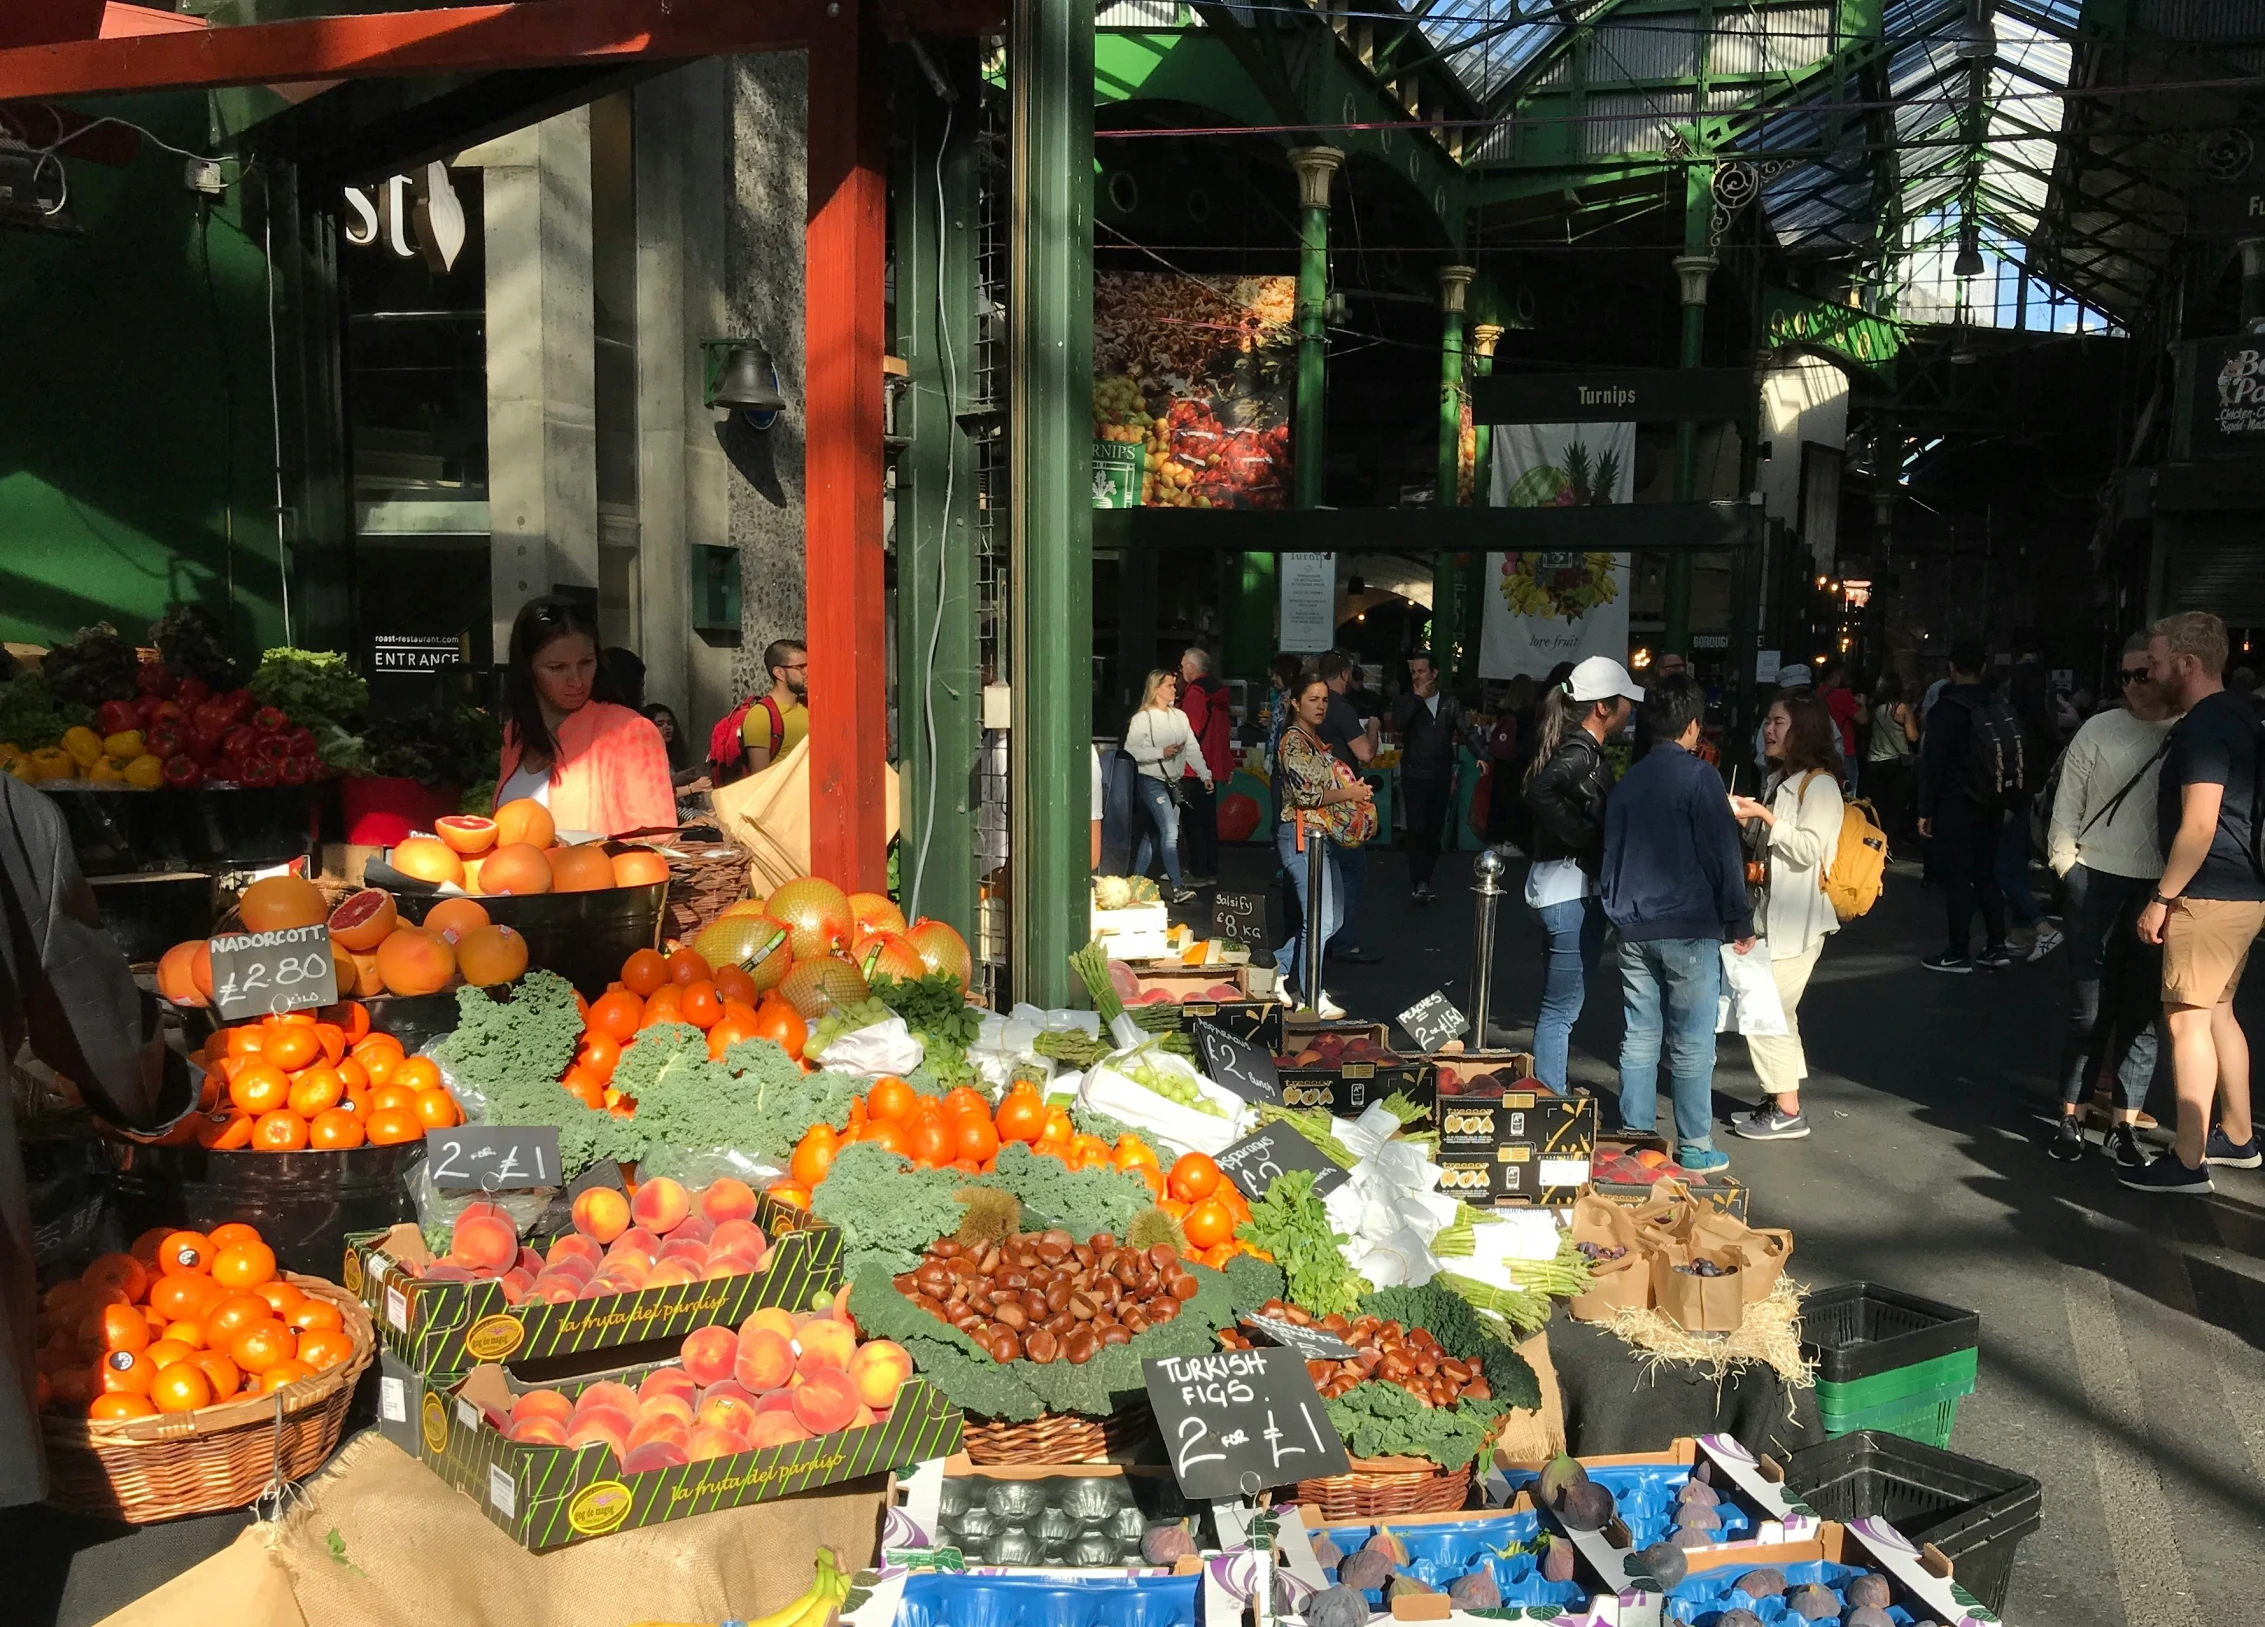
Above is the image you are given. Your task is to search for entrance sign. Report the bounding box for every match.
[371,633,468,673]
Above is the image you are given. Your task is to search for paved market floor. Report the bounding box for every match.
[16,845,2265,1626]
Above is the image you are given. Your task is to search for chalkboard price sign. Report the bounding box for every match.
[1214,1121,1346,1202]
[208,924,338,1021]
[1397,990,1468,1054]
[1238,1313,1358,1362]
[1208,890,1271,951]
[1194,1019,1280,1105]
[425,1126,563,1193]
[1143,1347,1351,1501]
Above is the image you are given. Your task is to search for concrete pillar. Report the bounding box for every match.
[727,52,810,692]
[467,110,597,656]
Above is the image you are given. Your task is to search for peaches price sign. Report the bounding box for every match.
[208,923,337,1020]
[426,1126,562,1192]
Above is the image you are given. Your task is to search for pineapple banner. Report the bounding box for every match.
[1478,421,1635,680]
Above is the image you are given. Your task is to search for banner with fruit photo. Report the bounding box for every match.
[1479,421,1635,680]
[1091,272,1294,510]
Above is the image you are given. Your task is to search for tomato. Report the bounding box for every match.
[866,1077,916,1124]
[994,1094,1046,1145]
[1168,1152,1223,1203]
[751,996,806,1061]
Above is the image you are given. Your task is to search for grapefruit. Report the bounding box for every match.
[905,919,973,993]
[156,941,212,1007]
[435,815,498,856]
[849,892,907,938]
[479,843,554,896]
[494,799,555,850]
[691,913,795,991]
[456,924,529,987]
[718,899,769,920]
[778,955,868,1020]
[611,850,671,888]
[327,889,399,953]
[423,897,491,943]
[766,877,854,961]
[391,837,465,888]
[374,928,456,996]
[856,932,928,984]
[548,844,615,893]
[238,876,328,933]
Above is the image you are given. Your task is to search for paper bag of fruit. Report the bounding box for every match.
[1077,1043,1252,1157]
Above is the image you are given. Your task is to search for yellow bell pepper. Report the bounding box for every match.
[5,754,35,783]
[30,746,75,781]
[0,744,19,770]
[103,729,144,761]
[123,753,165,790]
[61,726,103,769]
[88,757,126,784]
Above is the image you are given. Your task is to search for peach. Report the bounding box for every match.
[688,1423,748,1461]
[499,1268,535,1305]
[644,1259,703,1288]
[847,1340,912,1411]
[679,1326,737,1388]
[700,1178,759,1225]
[790,1368,861,1435]
[734,1328,796,1392]
[546,1234,602,1269]
[422,1263,475,1283]
[850,1404,877,1429]
[630,1176,690,1236]
[612,1226,664,1258]
[571,1187,631,1244]
[626,1413,688,1452]
[638,1366,699,1406]
[587,1273,643,1298]
[740,1306,798,1343]
[450,1209,518,1274]
[571,1381,640,1420]
[623,1440,688,1473]
[695,1385,760,1435]
[656,1237,711,1266]
[527,1274,582,1305]
[516,1246,545,1275]
[795,1319,858,1376]
[635,1392,694,1429]
[753,1388,799,1417]
[596,1254,650,1289]
[703,1253,760,1281]
[747,1412,810,1449]
[511,1388,575,1427]
[565,1413,630,1458]
[509,1414,570,1446]
[709,1219,767,1258]
[542,1250,596,1281]
[670,1216,714,1245]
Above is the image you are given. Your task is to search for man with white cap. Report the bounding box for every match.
[1521,655,1646,1091]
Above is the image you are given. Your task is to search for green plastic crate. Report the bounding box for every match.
[1817,1346,1979,1415]
[1819,1361,1979,1449]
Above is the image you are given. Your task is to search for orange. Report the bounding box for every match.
[285,1299,343,1334]
[712,964,759,1008]
[286,1065,344,1117]
[324,998,371,1043]
[251,1280,305,1317]
[204,1113,255,1151]
[705,1016,758,1061]
[228,1320,296,1375]
[203,1293,276,1347]
[560,1065,605,1110]
[766,1180,811,1210]
[375,928,455,997]
[578,1032,621,1083]
[162,1317,207,1352]
[456,924,529,987]
[351,1031,406,1062]
[423,896,492,943]
[906,1117,953,1169]
[129,1225,173,1269]
[228,1062,290,1117]
[97,1347,157,1395]
[679,980,722,1029]
[588,990,644,1043]
[262,1024,321,1073]
[392,1055,441,1094]
[335,1057,370,1094]
[143,1339,196,1370]
[186,1350,240,1400]
[493,797,556,849]
[355,1047,400,1089]
[412,1088,460,1130]
[238,874,329,933]
[943,1086,991,1123]
[156,939,213,1007]
[995,1095,1045,1145]
[547,843,616,892]
[90,1391,157,1421]
[87,1301,150,1355]
[1168,1153,1222,1203]
[156,1230,215,1278]
[80,1253,148,1303]
[223,1025,268,1060]
[1113,1136,1160,1172]
[860,1120,910,1158]
[640,986,685,1028]
[666,948,713,986]
[955,1114,1001,1164]
[294,1328,353,1371]
[147,1274,220,1322]
[206,1222,264,1252]
[365,1109,421,1146]
[257,1359,316,1393]
[390,835,466,887]
[1040,1106,1073,1145]
[620,948,670,997]
[211,1241,278,1291]
[611,849,671,887]
[253,1110,310,1151]
[312,1022,347,1067]
[867,1077,915,1124]
[149,1364,213,1414]
[310,1108,366,1149]
[1183,1198,1235,1250]
[478,842,553,896]
[367,1083,418,1116]
[434,814,498,855]
[789,1126,840,1189]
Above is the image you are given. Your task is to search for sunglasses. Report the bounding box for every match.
[2119,669,2150,684]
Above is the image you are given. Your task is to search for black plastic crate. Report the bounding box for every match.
[1783,1429,2041,1616]
[1800,1281,1981,1385]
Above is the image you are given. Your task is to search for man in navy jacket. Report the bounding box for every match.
[1601,674,1754,1171]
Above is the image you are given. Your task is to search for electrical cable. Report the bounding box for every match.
[907,93,958,924]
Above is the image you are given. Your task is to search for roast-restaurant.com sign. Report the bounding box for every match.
[2195,337,2265,455]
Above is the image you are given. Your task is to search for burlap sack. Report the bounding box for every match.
[264,1430,887,1627]
[1648,1243,1746,1333]
[1486,1329,1567,1470]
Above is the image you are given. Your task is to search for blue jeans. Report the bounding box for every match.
[1133,776,1182,889]
[1274,820,1341,996]
[1617,937,1723,1154]
[1333,845,1369,951]
[1532,896,1605,1092]
[1996,795,2042,928]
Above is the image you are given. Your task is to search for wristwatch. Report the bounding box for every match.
[2151,891,2178,906]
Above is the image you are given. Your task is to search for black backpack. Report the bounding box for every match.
[1955,694,2028,808]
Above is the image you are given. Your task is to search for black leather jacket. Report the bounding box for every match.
[1522,731,1612,873]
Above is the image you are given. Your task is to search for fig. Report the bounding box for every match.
[1140,1523,1196,1566]
[1674,1503,1722,1531]
[1692,1458,1714,1484]
[1668,1527,1713,1551]
[1674,1478,1719,1508]
[1555,1480,1615,1532]
[1362,1526,1411,1565]
[1446,1571,1500,1611]
[1846,1574,1892,1609]
[1632,1541,1687,1592]
[1384,1574,1433,1604]
[1717,1614,1766,1627]
[1786,1582,1840,1620]
[1845,1609,1896,1627]
[1539,1536,1576,1584]
[1336,1549,1394,1593]
[1310,1530,1344,1569]
[1302,1585,1369,1627]
[1535,1451,1590,1509]
[1732,1568,1785,1598]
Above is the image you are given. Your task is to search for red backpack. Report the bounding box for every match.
[707,696,784,781]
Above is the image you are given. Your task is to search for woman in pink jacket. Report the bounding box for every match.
[494,598,677,836]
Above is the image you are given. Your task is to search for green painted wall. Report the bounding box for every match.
[0,95,285,661]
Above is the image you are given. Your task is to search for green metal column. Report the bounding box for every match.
[1468,321,1503,506]
[1290,146,1342,512]
[1432,266,1474,670]
[1663,167,1715,659]
[1008,0,1095,1007]
[895,49,980,944]
[1223,552,1276,680]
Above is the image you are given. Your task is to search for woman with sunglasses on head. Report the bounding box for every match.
[2040,634,2181,1166]
[494,597,677,836]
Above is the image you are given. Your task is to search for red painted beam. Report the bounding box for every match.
[0,0,817,103]
[802,0,890,893]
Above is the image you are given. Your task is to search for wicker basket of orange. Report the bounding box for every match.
[36,1221,376,1521]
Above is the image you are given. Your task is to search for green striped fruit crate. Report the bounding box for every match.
[1801,1283,1981,1448]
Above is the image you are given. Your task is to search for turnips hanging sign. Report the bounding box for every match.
[1479,421,1635,679]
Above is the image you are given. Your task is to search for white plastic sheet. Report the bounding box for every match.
[810,1016,925,1077]
[1717,940,1789,1037]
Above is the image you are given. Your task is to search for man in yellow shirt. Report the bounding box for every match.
[740,639,809,772]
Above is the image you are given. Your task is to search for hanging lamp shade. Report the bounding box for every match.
[710,343,786,414]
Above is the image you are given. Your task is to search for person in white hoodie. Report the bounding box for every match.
[2043,634,2178,1166]
[1125,670,1213,903]
[1728,691,1846,1140]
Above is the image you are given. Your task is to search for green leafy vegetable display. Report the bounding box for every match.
[0,672,91,750]
[1325,1380,1509,1470]
[249,648,369,735]
[869,971,980,1085]
[811,1143,969,1281]
[42,624,141,709]
[150,604,239,689]
[1358,1282,1540,1410]
[1236,1168,1366,1318]
[436,973,638,1175]
[967,1143,1151,1239]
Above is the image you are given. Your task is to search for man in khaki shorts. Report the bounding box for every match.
[2130,611,2265,1193]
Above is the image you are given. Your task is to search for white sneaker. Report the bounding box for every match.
[1315,991,1346,1020]
[2027,924,2065,962]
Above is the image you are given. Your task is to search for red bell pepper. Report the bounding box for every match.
[277,755,310,786]
[217,689,253,727]
[161,754,204,789]
[98,700,138,737]
[145,723,185,759]
[235,756,281,788]
[135,663,177,698]
[221,725,261,763]
[251,705,289,734]
[173,677,209,710]
[131,694,164,728]
[284,725,319,761]
[258,732,294,764]
[192,698,236,738]
[186,722,228,762]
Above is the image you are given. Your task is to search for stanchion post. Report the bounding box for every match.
[1302,823,1330,1016]
[1467,846,1506,1045]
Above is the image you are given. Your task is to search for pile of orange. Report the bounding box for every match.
[187,1004,462,1151]
[383,799,672,901]
[562,945,811,1116]
[37,1221,355,1419]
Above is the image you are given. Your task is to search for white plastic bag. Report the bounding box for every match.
[1717,940,1789,1037]
[811,1015,925,1077]
[1078,1047,1252,1156]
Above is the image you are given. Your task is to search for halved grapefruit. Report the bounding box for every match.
[435,815,498,856]
[328,889,399,953]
